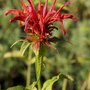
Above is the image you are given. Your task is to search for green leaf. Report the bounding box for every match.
[4,50,23,58]
[60,74,74,81]
[41,74,73,90]
[20,41,30,56]
[11,39,24,48]
[7,86,25,90]
[26,82,37,90]
[41,75,59,90]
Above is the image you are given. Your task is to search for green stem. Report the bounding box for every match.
[62,79,68,90]
[26,46,33,87]
[36,50,43,90]
[26,63,31,86]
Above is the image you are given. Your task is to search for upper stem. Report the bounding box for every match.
[35,47,43,90]
[26,46,33,86]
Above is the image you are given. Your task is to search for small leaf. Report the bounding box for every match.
[41,75,59,90]
[26,82,37,90]
[11,39,24,48]
[7,86,24,90]
[41,74,73,90]
[4,50,23,58]
[60,74,74,81]
[20,41,30,56]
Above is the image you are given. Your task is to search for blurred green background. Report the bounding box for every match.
[0,0,90,90]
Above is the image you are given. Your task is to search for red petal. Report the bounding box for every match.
[60,21,67,35]
[28,0,38,21]
[32,23,37,33]
[44,11,55,23]
[43,0,48,17]
[10,16,25,22]
[52,2,70,18]
[44,0,56,21]
[49,0,56,12]
[45,40,56,49]
[61,14,77,21]
[5,9,22,16]
[39,20,44,34]
[28,0,35,10]
[20,0,29,14]
[38,2,45,35]
[38,1,43,16]
[24,16,31,32]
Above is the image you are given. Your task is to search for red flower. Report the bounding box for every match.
[5,0,77,50]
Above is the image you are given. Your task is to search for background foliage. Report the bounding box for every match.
[0,0,90,90]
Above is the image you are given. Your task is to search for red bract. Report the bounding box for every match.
[5,0,77,50]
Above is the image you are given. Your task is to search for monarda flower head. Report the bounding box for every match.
[5,0,77,52]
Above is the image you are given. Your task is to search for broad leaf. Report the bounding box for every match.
[7,86,24,90]
[41,74,73,90]
[41,75,59,90]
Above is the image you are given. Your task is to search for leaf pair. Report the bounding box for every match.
[7,74,73,90]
